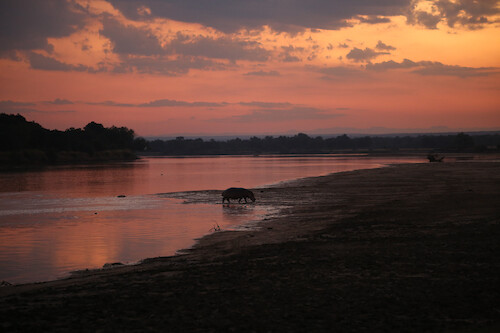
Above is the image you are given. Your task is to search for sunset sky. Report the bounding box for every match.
[1,0,499,137]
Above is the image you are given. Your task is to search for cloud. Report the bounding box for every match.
[112,56,226,76]
[222,107,343,123]
[316,66,365,77]
[138,99,227,108]
[0,100,76,114]
[87,101,136,107]
[100,17,165,56]
[107,0,411,33]
[0,50,22,61]
[412,62,499,78]
[243,70,281,76]
[168,33,270,62]
[27,52,96,72]
[375,40,396,51]
[407,0,500,29]
[88,99,228,108]
[436,0,500,28]
[366,58,499,77]
[239,101,293,108]
[356,15,392,24]
[346,47,389,63]
[88,99,309,110]
[0,106,75,114]
[45,98,74,105]
[279,45,304,62]
[366,58,418,71]
[0,100,36,107]
[408,10,441,29]
[0,0,85,53]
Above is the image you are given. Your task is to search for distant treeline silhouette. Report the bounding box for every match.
[148,132,500,155]
[0,113,147,165]
[2,113,499,164]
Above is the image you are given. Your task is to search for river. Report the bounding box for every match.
[0,155,423,284]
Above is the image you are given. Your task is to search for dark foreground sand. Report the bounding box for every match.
[1,161,499,332]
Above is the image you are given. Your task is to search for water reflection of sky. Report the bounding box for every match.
[0,156,423,284]
[0,193,273,284]
[0,156,423,197]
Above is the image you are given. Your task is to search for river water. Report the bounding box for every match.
[0,155,422,284]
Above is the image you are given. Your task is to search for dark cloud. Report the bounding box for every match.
[357,15,392,24]
[436,0,500,28]
[316,66,364,77]
[0,107,41,114]
[239,101,293,108]
[0,100,36,107]
[168,33,270,61]
[375,40,396,51]
[222,107,343,123]
[366,58,499,78]
[346,47,389,62]
[112,56,226,76]
[413,62,499,78]
[408,10,441,29]
[88,99,306,109]
[107,0,412,33]
[88,99,228,108]
[0,0,85,53]
[279,45,304,62]
[27,52,96,72]
[0,50,22,61]
[243,70,281,76]
[0,106,75,114]
[281,54,301,62]
[366,58,417,71]
[87,101,136,107]
[407,0,500,29]
[45,98,74,105]
[100,17,165,56]
[138,99,228,107]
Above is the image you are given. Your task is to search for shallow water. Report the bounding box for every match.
[0,155,422,284]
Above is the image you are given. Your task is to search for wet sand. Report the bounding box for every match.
[1,161,499,332]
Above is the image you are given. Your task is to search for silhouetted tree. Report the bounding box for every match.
[0,113,145,164]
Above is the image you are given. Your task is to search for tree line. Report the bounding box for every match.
[147,132,499,155]
[2,113,499,164]
[0,113,147,165]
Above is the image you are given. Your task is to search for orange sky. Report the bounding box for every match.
[1,0,499,136]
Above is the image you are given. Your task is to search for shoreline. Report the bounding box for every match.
[1,161,499,331]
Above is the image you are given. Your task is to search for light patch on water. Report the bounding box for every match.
[0,193,164,219]
[0,191,276,284]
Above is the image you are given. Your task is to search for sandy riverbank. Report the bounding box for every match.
[1,161,499,332]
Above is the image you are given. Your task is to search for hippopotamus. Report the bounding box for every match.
[222,187,256,203]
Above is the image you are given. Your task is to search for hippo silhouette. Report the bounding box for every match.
[222,187,256,203]
[427,154,444,162]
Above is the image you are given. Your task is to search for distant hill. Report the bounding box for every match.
[0,113,147,167]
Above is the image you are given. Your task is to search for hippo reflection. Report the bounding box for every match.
[222,187,256,204]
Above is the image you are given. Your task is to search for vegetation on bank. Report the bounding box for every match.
[0,113,147,166]
[2,113,499,165]
[148,132,500,155]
